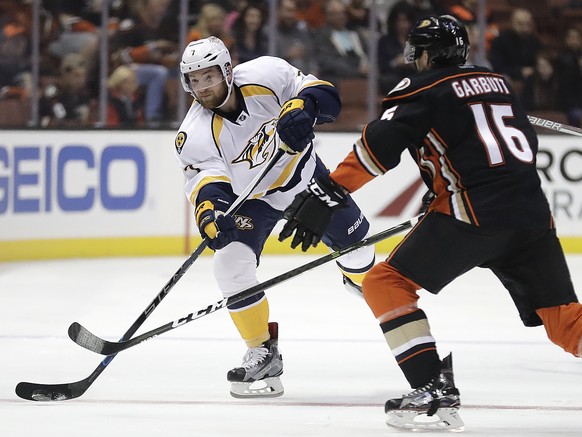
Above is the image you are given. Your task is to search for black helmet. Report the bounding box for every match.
[404,15,470,66]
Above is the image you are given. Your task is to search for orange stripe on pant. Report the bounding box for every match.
[362,261,421,322]
[536,302,582,357]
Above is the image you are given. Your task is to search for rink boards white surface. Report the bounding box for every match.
[2,254,581,436]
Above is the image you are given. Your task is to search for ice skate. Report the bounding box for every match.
[385,353,464,432]
[227,322,284,398]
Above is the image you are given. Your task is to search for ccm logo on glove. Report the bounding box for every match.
[307,179,341,207]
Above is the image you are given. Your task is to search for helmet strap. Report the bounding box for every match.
[216,82,234,109]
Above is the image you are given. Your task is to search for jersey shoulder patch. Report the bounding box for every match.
[175,131,187,154]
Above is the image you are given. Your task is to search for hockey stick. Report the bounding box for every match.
[68,215,421,356]
[527,115,582,137]
[15,146,289,402]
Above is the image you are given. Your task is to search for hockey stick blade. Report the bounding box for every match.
[15,149,288,402]
[15,357,111,401]
[14,240,208,402]
[68,323,111,355]
[69,216,420,355]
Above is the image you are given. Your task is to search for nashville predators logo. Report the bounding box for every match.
[234,215,254,230]
[175,131,187,154]
[232,119,277,169]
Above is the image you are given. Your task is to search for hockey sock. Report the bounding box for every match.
[536,302,582,357]
[229,297,270,348]
[380,308,440,388]
[362,262,440,387]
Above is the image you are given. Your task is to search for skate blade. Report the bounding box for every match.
[230,377,284,399]
[386,408,464,432]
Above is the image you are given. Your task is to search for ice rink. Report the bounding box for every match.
[2,252,581,436]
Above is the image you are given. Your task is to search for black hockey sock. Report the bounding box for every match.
[380,309,441,388]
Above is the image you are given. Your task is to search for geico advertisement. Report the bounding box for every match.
[315,133,582,236]
[0,131,185,240]
[1,131,580,242]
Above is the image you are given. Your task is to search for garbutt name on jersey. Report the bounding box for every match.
[451,75,510,99]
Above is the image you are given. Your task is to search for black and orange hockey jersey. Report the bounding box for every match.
[330,64,553,229]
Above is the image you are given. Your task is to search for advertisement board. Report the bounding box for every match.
[1,131,580,261]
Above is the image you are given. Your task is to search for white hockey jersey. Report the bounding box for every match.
[174,56,331,211]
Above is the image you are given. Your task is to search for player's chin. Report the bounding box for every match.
[196,97,216,109]
[198,90,228,109]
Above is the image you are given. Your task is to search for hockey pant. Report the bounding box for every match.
[213,197,374,348]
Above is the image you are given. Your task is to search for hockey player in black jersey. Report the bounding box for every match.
[279,15,582,431]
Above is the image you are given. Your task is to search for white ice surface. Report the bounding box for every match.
[1,253,581,436]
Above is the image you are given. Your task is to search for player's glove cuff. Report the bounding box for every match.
[195,201,238,250]
[278,176,348,251]
[305,175,348,209]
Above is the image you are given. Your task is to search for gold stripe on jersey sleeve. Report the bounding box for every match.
[298,80,334,92]
[265,151,302,192]
[240,84,276,97]
[188,175,231,204]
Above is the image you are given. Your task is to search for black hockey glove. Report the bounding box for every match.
[277,96,318,153]
[196,200,238,250]
[279,176,348,252]
[417,189,435,215]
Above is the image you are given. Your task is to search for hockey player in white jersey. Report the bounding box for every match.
[174,36,375,398]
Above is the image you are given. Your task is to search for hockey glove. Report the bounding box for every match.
[277,96,318,153]
[417,189,435,215]
[279,176,348,252]
[195,200,238,250]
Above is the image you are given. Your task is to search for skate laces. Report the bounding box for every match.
[240,346,269,370]
[406,374,454,401]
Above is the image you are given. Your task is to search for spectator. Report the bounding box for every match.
[42,0,100,81]
[107,65,144,127]
[447,0,498,65]
[313,0,368,84]
[188,3,235,53]
[346,0,369,29]
[39,53,92,127]
[392,0,444,23]
[110,0,179,124]
[295,0,327,31]
[345,0,376,39]
[0,1,31,99]
[276,0,316,75]
[556,27,582,127]
[377,2,416,94]
[521,52,560,111]
[231,2,268,64]
[490,8,544,97]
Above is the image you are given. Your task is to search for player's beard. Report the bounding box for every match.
[195,82,229,109]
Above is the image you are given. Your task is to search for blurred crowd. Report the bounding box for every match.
[0,0,581,129]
